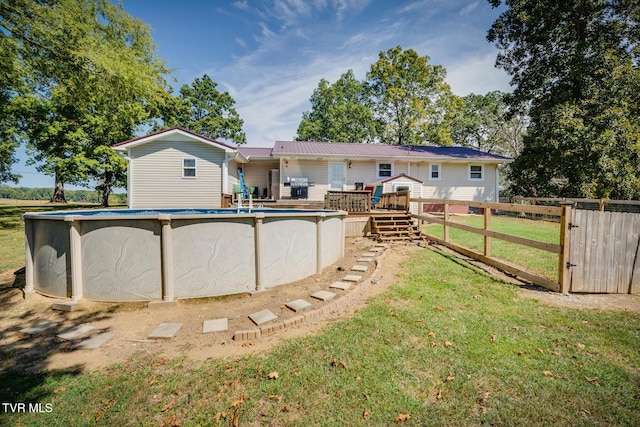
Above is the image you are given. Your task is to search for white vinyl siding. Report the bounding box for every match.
[129,137,224,208]
[280,158,329,200]
[416,163,498,202]
[241,160,279,198]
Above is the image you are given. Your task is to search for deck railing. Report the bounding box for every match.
[378,190,410,211]
[324,190,371,213]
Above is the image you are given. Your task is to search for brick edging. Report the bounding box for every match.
[233,247,389,341]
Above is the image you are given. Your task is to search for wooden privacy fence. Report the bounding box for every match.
[569,209,640,293]
[413,198,640,294]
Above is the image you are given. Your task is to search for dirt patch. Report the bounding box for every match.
[0,238,421,373]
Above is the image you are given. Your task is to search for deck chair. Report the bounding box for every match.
[233,184,243,202]
[371,185,383,209]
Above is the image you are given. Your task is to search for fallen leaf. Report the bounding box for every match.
[473,294,481,299]
[282,405,291,412]
[395,413,411,422]
[225,365,235,372]
[363,409,370,420]
[517,350,527,356]
[216,391,223,400]
[162,415,181,427]
[268,394,280,399]
[444,341,453,348]
[384,298,391,304]
[268,371,279,379]
[231,395,245,407]
[537,348,544,354]
[428,331,436,338]
[436,390,443,400]
[490,334,496,343]
[161,399,176,412]
[416,319,424,323]
[242,342,254,347]
[586,377,600,386]
[446,374,455,382]
[435,306,444,311]
[335,392,342,397]
[95,412,102,423]
[149,378,158,386]
[577,342,585,349]
[513,326,520,331]
[355,376,362,381]
[543,371,554,378]
[53,387,66,394]
[538,325,547,330]
[429,341,437,347]
[550,351,560,356]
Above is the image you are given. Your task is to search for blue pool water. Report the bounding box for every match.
[38,208,338,217]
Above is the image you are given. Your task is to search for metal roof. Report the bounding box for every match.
[272,140,511,161]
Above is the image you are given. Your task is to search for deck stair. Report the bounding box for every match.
[370,213,422,242]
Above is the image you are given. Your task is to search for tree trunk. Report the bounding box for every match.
[50,179,66,203]
[99,171,112,208]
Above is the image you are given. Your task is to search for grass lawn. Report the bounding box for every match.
[2,244,639,425]
[0,203,95,272]
[422,214,561,281]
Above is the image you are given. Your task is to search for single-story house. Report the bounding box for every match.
[113,127,511,211]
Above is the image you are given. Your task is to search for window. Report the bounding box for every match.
[469,164,483,180]
[183,158,196,178]
[378,162,392,178]
[430,164,441,180]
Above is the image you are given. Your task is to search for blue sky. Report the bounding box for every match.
[12,0,511,189]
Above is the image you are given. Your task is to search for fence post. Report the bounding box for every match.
[558,202,574,294]
[484,207,492,257]
[443,201,449,242]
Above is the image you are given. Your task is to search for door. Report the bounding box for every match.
[329,162,345,190]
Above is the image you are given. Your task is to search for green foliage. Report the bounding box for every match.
[488,0,640,199]
[160,74,246,144]
[451,91,526,157]
[1,0,171,204]
[366,46,463,146]
[296,70,379,143]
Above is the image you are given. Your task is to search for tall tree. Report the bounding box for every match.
[161,74,246,144]
[366,46,462,146]
[451,91,527,157]
[488,0,640,199]
[296,70,379,142]
[1,0,171,204]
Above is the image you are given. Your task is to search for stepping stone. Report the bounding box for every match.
[329,281,351,291]
[249,309,278,326]
[148,322,182,339]
[361,252,377,257]
[57,323,95,340]
[368,247,383,252]
[375,243,389,248]
[342,275,362,283]
[285,299,312,312]
[20,321,58,335]
[73,332,114,349]
[351,265,368,272]
[357,257,373,262]
[202,318,228,333]
[311,290,336,301]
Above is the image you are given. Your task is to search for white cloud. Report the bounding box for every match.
[445,53,511,96]
[460,1,479,16]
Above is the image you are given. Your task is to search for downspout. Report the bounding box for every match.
[223,150,240,196]
[118,149,132,209]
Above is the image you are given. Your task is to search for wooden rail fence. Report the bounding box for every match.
[413,198,640,294]
[411,198,572,293]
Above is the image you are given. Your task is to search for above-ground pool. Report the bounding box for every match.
[22,208,347,302]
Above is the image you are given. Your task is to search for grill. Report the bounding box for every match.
[288,177,311,199]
